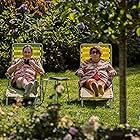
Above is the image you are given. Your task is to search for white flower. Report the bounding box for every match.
[131,136,140,140]
[0,107,5,115]
[55,83,65,94]
[59,115,73,128]
[63,134,72,140]
[82,116,101,140]
[88,116,100,131]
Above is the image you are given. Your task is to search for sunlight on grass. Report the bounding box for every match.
[0,67,140,128]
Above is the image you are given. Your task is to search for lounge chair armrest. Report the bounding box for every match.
[5,73,12,79]
[5,73,13,87]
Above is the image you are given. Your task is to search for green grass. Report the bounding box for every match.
[0,67,140,128]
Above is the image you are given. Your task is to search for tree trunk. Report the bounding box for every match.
[119,39,127,124]
[119,0,127,124]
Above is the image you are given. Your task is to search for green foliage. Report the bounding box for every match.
[90,0,140,42]
[0,103,85,139]
[0,103,140,139]
[0,6,15,77]
[0,7,39,77]
[127,36,140,66]
[0,0,139,77]
[42,2,81,71]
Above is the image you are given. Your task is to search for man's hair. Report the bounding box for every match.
[23,44,33,52]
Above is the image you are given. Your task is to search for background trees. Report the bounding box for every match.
[0,0,139,73]
[0,0,139,76]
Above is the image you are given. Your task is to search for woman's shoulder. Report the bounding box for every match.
[100,59,110,63]
[31,58,39,61]
[31,58,43,67]
[99,59,112,66]
[31,58,41,64]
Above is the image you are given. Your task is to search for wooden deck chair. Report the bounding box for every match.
[79,43,114,107]
[5,43,44,105]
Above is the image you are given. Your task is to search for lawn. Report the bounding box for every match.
[0,66,140,129]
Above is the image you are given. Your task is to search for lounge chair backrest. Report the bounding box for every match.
[12,43,43,62]
[80,43,112,64]
[11,43,43,80]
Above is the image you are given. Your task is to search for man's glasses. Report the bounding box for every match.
[91,50,100,54]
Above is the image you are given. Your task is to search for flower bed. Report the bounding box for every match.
[0,103,140,140]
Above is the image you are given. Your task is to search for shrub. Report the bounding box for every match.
[0,103,140,140]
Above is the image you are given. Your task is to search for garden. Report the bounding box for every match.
[0,0,140,139]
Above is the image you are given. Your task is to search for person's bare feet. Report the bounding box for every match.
[91,82,98,97]
[98,84,104,95]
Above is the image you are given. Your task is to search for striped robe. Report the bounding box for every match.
[75,59,116,88]
[11,58,41,84]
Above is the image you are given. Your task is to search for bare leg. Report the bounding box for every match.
[22,79,34,89]
[16,77,24,89]
[16,77,33,89]
[16,77,36,97]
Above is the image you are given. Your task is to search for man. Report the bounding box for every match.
[6,44,45,97]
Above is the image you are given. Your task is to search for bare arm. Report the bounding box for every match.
[107,63,117,77]
[75,62,85,77]
[29,59,45,75]
[6,59,24,75]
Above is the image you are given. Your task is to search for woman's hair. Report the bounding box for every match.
[90,45,102,56]
[23,44,33,52]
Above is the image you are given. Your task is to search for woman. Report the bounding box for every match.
[76,45,116,97]
[6,44,45,97]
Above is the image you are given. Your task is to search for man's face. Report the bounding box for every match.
[91,49,100,62]
[23,47,32,59]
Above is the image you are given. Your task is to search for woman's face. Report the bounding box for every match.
[91,49,101,63]
[22,47,32,59]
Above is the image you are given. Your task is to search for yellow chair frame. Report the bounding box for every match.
[79,43,114,107]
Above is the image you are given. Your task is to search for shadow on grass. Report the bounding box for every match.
[67,99,109,109]
[126,65,140,75]
[2,97,37,107]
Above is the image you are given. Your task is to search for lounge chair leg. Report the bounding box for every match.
[6,97,8,105]
[81,99,83,107]
[106,99,113,108]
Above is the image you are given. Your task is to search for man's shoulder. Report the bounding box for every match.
[12,58,21,63]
